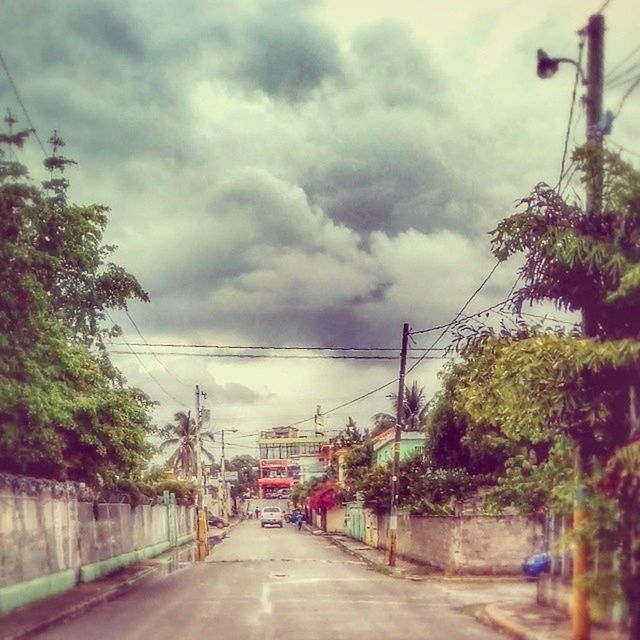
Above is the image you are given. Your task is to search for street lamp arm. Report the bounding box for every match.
[555,57,587,83]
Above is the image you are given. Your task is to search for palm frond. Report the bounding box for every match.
[159,438,180,451]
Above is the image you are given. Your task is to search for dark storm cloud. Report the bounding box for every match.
[234,5,341,100]
[69,4,144,59]
[2,0,504,355]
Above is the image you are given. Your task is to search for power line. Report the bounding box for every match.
[406,261,501,376]
[108,350,447,361]
[613,74,640,118]
[108,340,446,352]
[105,312,188,407]
[607,42,640,75]
[124,310,191,388]
[0,50,47,157]
[606,63,640,88]
[557,38,585,194]
[409,298,509,336]
[607,139,640,159]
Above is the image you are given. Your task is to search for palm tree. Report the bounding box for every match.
[159,410,215,478]
[373,381,429,433]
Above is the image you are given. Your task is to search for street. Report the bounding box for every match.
[34,519,530,640]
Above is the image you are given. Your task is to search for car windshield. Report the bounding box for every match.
[263,507,281,513]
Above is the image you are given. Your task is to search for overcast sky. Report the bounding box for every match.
[3,0,639,460]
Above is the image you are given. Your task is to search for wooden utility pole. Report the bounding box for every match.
[221,430,227,519]
[386,322,410,566]
[573,13,604,640]
[194,385,208,560]
[195,385,204,506]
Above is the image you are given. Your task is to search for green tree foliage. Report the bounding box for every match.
[0,123,154,485]
[372,380,429,434]
[424,363,510,479]
[334,417,366,448]
[229,454,259,499]
[159,411,215,479]
[453,144,640,631]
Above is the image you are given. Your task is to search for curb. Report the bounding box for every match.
[323,535,394,575]
[3,564,159,640]
[477,604,541,640]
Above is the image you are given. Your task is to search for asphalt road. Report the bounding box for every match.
[35,519,525,640]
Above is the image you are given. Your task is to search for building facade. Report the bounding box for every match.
[372,428,425,466]
[257,427,332,497]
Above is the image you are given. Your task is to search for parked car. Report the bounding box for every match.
[261,506,284,528]
[207,513,228,529]
[522,552,551,577]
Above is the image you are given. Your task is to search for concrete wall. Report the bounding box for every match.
[0,474,195,616]
[376,513,542,574]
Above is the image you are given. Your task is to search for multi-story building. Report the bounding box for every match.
[257,427,332,498]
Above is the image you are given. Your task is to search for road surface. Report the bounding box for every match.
[35,519,526,640]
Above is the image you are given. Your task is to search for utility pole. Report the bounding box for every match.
[194,385,208,560]
[195,385,204,507]
[221,429,227,519]
[573,14,604,640]
[386,322,410,567]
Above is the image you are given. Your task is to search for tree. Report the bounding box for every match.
[334,417,366,448]
[229,454,259,499]
[424,363,510,479]
[454,145,640,634]
[373,380,429,433]
[0,121,154,485]
[159,411,215,479]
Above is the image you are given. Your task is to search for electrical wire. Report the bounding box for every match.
[409,298,509,336]
[124,311,192,388]
[0,50,48,157]
[557,38,585,194]
[607,139,640,159]
[107,341,446,352]
[108,350,447,361]
[607,42,640,78]
[105,312,188,407]
[606,64,640,89]
[407,261,501,376]
[613,74,640,118]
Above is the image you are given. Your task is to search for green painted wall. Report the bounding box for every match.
[373,436,425,466]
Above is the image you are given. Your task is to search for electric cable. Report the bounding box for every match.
[606,64,640,89]
[0,50,47,156]
[606,42,640,80]
[106,312,188,407]
[557,38,585,194]
[405,261,501,376]
[613,74,640,118]
[107,341,446,352]
[124,311,191,388]
[108,350,447,361]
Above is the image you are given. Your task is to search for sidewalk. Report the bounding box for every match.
[310,528,626,640]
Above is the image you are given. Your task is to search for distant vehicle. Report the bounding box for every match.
[522,552,551,577]
[207,513,228,529]
[277,489,292,499]
[261,506,284,528]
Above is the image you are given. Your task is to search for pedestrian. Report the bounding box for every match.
[295,511,304,531]
[255,506,260,520]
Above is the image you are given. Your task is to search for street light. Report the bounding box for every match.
[536,48,585,82]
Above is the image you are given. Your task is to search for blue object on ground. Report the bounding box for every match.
[522,552,551,577]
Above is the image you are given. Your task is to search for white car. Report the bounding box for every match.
[260,506,284,528]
